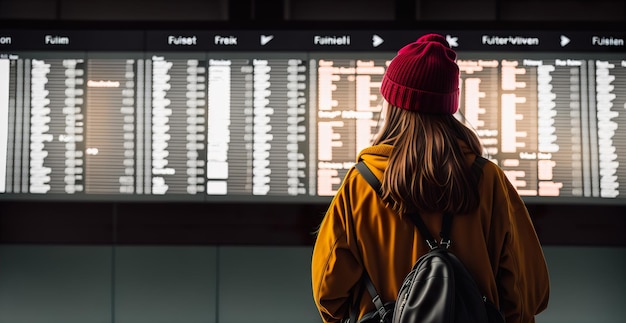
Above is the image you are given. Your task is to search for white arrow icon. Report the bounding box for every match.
[260,35,274,46]
[446,35,459,48]
[372,34,384,47]
[560,35,570,47]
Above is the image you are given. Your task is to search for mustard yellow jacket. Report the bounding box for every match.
[311,144,550,323]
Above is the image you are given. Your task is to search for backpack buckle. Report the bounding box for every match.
[426,240,438,250]
[372,295,389,321]
[440,239,451,249]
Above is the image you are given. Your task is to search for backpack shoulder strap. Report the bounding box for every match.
[472,156,488,181]
[352,161,390,321]
[437,156,488,247]
[356,160,445,248]
[355,161,382,196]
[406,211,440,249]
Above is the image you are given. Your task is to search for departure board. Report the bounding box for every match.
[1,28,625,203]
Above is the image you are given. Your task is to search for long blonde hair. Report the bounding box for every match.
[372,103,483,215]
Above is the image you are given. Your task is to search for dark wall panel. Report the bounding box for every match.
[1,201,625,246]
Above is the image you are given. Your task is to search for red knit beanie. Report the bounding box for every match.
[380,34,459,114]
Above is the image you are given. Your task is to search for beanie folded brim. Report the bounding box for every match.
[380,76,459,114]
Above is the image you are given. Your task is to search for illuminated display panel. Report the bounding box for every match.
[0,28,625,203]
[204,53,309,197]
[311,53,389,196]
[456,53,626,199]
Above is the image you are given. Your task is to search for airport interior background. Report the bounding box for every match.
[1,0,625,322]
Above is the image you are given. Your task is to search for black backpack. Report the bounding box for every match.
[351,156,505,323]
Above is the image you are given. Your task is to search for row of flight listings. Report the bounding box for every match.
[0,30,625,201]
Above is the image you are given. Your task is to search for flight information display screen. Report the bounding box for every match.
[0,27,625,202]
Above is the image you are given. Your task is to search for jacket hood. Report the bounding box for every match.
[357,141,476,174]
[357,144,393,173]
